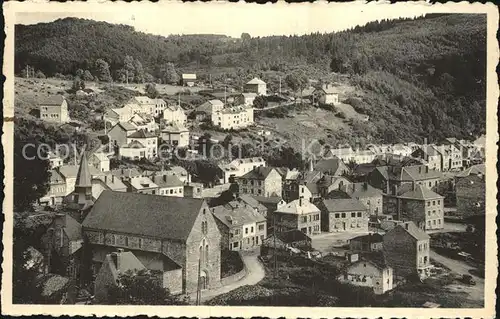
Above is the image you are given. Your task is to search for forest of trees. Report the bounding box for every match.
[15,13,486,142]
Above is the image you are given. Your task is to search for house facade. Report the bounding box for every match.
[126,129,158,159]
[108,122,138,149]
[274,198,321,237]
[39,169,67,206]
[161,123,190,148]
[82,191,222,294]
[244,77,267,95]
[212,202,267,251]
[383,222,431,278]
[338,260,393,294]
[219,157,266,184]
[39,96,70,123]
[349,233,384,252]
[237,167,282,198]
[312,84,339,106]
[318,198,369,233]
[211,105,254,130]
[236,93,257,106]
[163,105,187,126]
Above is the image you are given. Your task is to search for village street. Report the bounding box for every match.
[430,250,484,303]
[188,253,265,304]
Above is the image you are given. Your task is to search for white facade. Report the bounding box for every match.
[129,113,158,132]
[119,142,147,160]
[163,105,187,126]
[91,153,110,172]
[219,157,266,184]
[39,99,70,123]
[212,105,254,130]
[339,261,393,294]
[161,124,190,148]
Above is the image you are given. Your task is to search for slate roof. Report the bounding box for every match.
[75,150,92,188]
[455,164,485,178]
[92,174,127,191]
[398,184,443,200]
[321,198,368,212]
[350,233,383,244]
[315,156,348,175]
[275,199,320,215]
[343,182,383,198]
[115,122,137,131]
[123,140,146,148]
[240,167,277,180]
[246,77,266,85]
[152,174,184,188]
[251,195,284,205]
[83,191,205,241]
[39,95,65,106]
[397,221,430,241]
[106,251,146,280]
[63,214,84,242]
[402,165,444,180]
[212,204,266,228]
[128,129,157,139]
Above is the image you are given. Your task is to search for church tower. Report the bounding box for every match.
[73,146,93,206]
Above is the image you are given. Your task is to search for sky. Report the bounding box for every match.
[14,2,444,38]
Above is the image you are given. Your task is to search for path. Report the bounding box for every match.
[192,252,265,303]
[430,250,484,302]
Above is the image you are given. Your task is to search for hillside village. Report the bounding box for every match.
[13,14,487,308]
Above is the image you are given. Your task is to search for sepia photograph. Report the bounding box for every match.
[1,1,498,318]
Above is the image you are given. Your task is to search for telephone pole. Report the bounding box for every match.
[196,256,201,305]
[279,76,282,95]
[273,213,277,278]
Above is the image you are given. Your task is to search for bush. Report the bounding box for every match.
[221,250,244,278]
[336,111,346,119]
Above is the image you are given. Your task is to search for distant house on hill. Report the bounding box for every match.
[312,84,339,106]
[244,77,267,95]
[181,74,197,87]
[39,95,70,123]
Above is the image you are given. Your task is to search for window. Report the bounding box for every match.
[258,224,264,231]
[202,221,208,234]
[233,241,239,248]
[335,213,340,218]
[245,228,248,234]
[429,182,432,187]
[432,200,436,205]
[433,220,436,225]
[341,213,346,218]
[251,226,254,233]
[125,237,129,246]
[138,238,143,248]
[351,212,356,218]
[170,189,174,194]
[302,216,307,223]
[110,235,116,245]
[357,212,362,217]
[427,221,431,227]
[438,219,441,225]
[235,229,240,235]
[314,214,320,221]
[427,201,431,206]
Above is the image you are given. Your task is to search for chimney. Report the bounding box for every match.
[385,182,389,194]
[404,222,409,230]
[392,185,398,196]
[163,175,167,182]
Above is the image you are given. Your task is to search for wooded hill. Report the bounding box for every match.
[15,13,486,143]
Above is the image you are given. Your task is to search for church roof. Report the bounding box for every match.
[75,148,92,188]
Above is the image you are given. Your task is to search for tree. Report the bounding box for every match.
[253,95,268,109]
[14,137,51,211]
[82,70,94,81]
[94,58,112,82]
[123,55,135,84]
[241,33,251,42]
[285,72,309,98]
[72,77,85,91]
[107,269,185,305]
[159,62,179,85]
[144,73,155,83]
[133,59,145,83]
[35,70,46,79]
[75,69,84,78]
[144,83,159,99]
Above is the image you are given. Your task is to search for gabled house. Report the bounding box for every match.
[194,99,224,121]
[125,176,159,195]
[263,229,312,250]
[236,93,257,106]
[82,191,222,294]
[94,250,147,303]
[433,144,463,172]
[349,233,384,252]
[327,182,383,216]
[274,198,321,237]
[163,104,187,126]
[108,122,138,149]
[383,221,431,278]
[152,174,185,197]
[455,165,485,219]
[90,152,110,173]
[338,258,393,294]
[312,84,339,106]
[411,145,441,172]
[39,169,67,206]
[368,165,444,193]
[314,156,350,176]
[118,140,148,160]
[244,77,267,95]
[212,201,267,251]
[39,95,70,123]
[161,122,190,148]
[126,129,158,159]
[218,157,266,184]
[237,166,282,198]
[181,74,197,87]
[317,198,369,233]
[129,113,159,132]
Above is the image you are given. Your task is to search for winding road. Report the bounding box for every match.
[190,253,265,303]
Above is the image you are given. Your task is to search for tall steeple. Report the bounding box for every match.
[73,145,93,206]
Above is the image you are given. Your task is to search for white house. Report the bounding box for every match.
[161,122,190,148]
[119,140,148,160]
[126,129,158,159]
[90,152,110,172]
[163,104,187,126]
[181,74,197,87]
[129,113,158,132]
[48,152,64,169]
[211,105,254,131]
[218,157,266,184]
[39,96,70,124]
[244,78,267,95]
[313,84,340,106]
[152,174,185,197]
[338,259,394,295]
